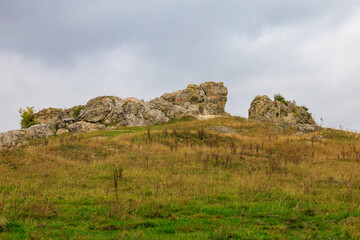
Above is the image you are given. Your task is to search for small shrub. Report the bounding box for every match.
[274,93,287,105]
[0,216,7,232]
[19,107,39,128]
[72,106,83,118]
[301,106,309,111]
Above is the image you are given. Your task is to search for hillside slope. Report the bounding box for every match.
[1,117,360,239]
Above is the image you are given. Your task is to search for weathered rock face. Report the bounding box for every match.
[297,124,315,133]
[67,121,106,132]
[1,82,228,149]
[248,95,316,129]
[161,82,228,115]
[78,96,124,124]
[33,108,72,127]
[0,130,26,149]
[56,128,69,135]
[24,124,54,138]
[33,81,227,131]
[0,124,54,150]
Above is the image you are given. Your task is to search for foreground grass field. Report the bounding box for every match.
[1,117,360,239]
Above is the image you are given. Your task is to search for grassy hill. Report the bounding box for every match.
[1,117,360,239]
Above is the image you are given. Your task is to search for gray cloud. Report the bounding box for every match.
[1,1,360,132]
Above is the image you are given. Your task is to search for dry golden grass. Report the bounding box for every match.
[1,116,360,239]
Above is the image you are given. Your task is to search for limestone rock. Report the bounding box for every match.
[166,105,188,119]
[298,124,315,133]
[56,128,69,135]
[0,130,26,149]
[161,82,228,115]
[118,100,147,126]
[67,121,105,132]
[145,109,169,125]
[24,124,54,139]
[0,124,53,149]
[118,99,169,126]
[123,97,143,104]
[33,108,71,127]
[78,96,124,124]
[57,118,76,129]
[248,95,315,127]
[149,97,174,113]
[4,81,228,148]
[31,82,227,130]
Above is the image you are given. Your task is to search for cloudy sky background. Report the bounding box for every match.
[1,0,360,132]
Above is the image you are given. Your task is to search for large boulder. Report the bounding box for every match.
[56,128,69,135]
[33,107,78,126]
[0,130,26,149]
[0,124,54,149]
[117,99,147,126]
[116,98,169,126]
[297,124,316,133]
[145,109,169,125]
[78,96,124,124]
[24,124,54,138]
[248,95,316,126]
[67,121,106,132]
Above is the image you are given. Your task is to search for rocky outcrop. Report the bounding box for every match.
[78,96,124,124]
[248,95,316,132]
[0,130,26,149]
[33,81,227,131]
[33,107,72,127]
[1,82,228,149]
[67,121,106,132]
[24,124,54,138]
[161,82,228,115]
[0,124,54,150]
[297,124,315,133]
[56,128,69,135]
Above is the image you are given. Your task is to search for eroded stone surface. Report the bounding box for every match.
[1,82,228,149]
[161,82,228,115]
[78,96,124,124]
[248,95,316,127]
[0,124,54,150]
[0,130,26,149]
[67,121,106,132]
[56,128,69,135]
[24,124,54,138]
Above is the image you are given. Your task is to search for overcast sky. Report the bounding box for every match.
[1,0,360,132]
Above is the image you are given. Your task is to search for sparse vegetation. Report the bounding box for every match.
[1,116,360,239]
[273,93,288,105]
[301,106,309,111]
[18,107,39,128]
[72,105,83,118]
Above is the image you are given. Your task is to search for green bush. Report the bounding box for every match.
[273,93,288,105]
[19,107,39,128]
[301,106,309,111]
[72,106,83,118]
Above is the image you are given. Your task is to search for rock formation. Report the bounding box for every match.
[160,82,228,115]
[248,95,316,132]
[0,82,228,149]
[0,124,54,149]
